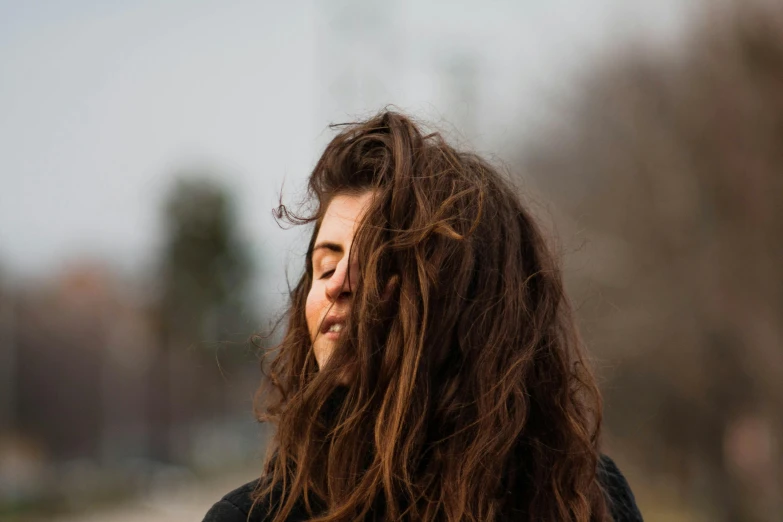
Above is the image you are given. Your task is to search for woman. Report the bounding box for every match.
[203,111,642,522]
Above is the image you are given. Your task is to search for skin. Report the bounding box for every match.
[306,191,374,369]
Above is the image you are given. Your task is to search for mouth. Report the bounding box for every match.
[319,315,347,340]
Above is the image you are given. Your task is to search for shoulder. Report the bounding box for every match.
[205,458,641,521]
[202,479,263,522]
[201,477,316,522]
[597,454,644,522]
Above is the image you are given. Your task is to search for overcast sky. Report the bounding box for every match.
[0,0,698,301]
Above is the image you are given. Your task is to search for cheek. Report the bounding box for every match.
[305,283,323,338]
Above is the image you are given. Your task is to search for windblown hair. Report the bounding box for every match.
[253,111,609,521]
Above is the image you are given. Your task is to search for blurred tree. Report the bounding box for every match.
[159,176,252,345]
[151,174,254,463]
[518,2,783,521]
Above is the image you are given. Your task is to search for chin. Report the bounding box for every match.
[314,345,333,370]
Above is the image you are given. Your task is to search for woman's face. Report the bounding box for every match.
[306,191,374,369]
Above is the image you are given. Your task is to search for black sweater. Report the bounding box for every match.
[202,454,643,522]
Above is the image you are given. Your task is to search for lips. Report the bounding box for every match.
[319,314,347,335]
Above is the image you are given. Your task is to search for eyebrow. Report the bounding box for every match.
[312,241,344,256]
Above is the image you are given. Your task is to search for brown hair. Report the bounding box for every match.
[253,111,609,521]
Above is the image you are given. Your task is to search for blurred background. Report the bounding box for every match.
[1,0,781,520]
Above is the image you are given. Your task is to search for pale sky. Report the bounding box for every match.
[0,0,697,302]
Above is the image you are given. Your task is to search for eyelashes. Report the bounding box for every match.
[319,269,335,280]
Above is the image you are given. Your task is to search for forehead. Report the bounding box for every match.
[315,192,374,243]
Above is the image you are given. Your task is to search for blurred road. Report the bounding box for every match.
[50,469,258,522]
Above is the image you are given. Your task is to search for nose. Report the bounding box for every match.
[324,258,354,302]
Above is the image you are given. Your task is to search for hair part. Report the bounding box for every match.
[253,110,609,522]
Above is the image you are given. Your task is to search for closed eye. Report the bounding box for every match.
[319,269,335,280]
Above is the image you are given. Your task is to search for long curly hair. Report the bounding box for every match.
[253,110,609,522]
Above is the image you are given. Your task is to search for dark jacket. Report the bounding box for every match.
[202,454,643,522]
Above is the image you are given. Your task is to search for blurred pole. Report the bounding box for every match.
[168,333,184,464]
[438,52,479,139]
[100,314,116,462]
[316,0,397,121]
[101,316,148,463]
[0,292,16,432]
